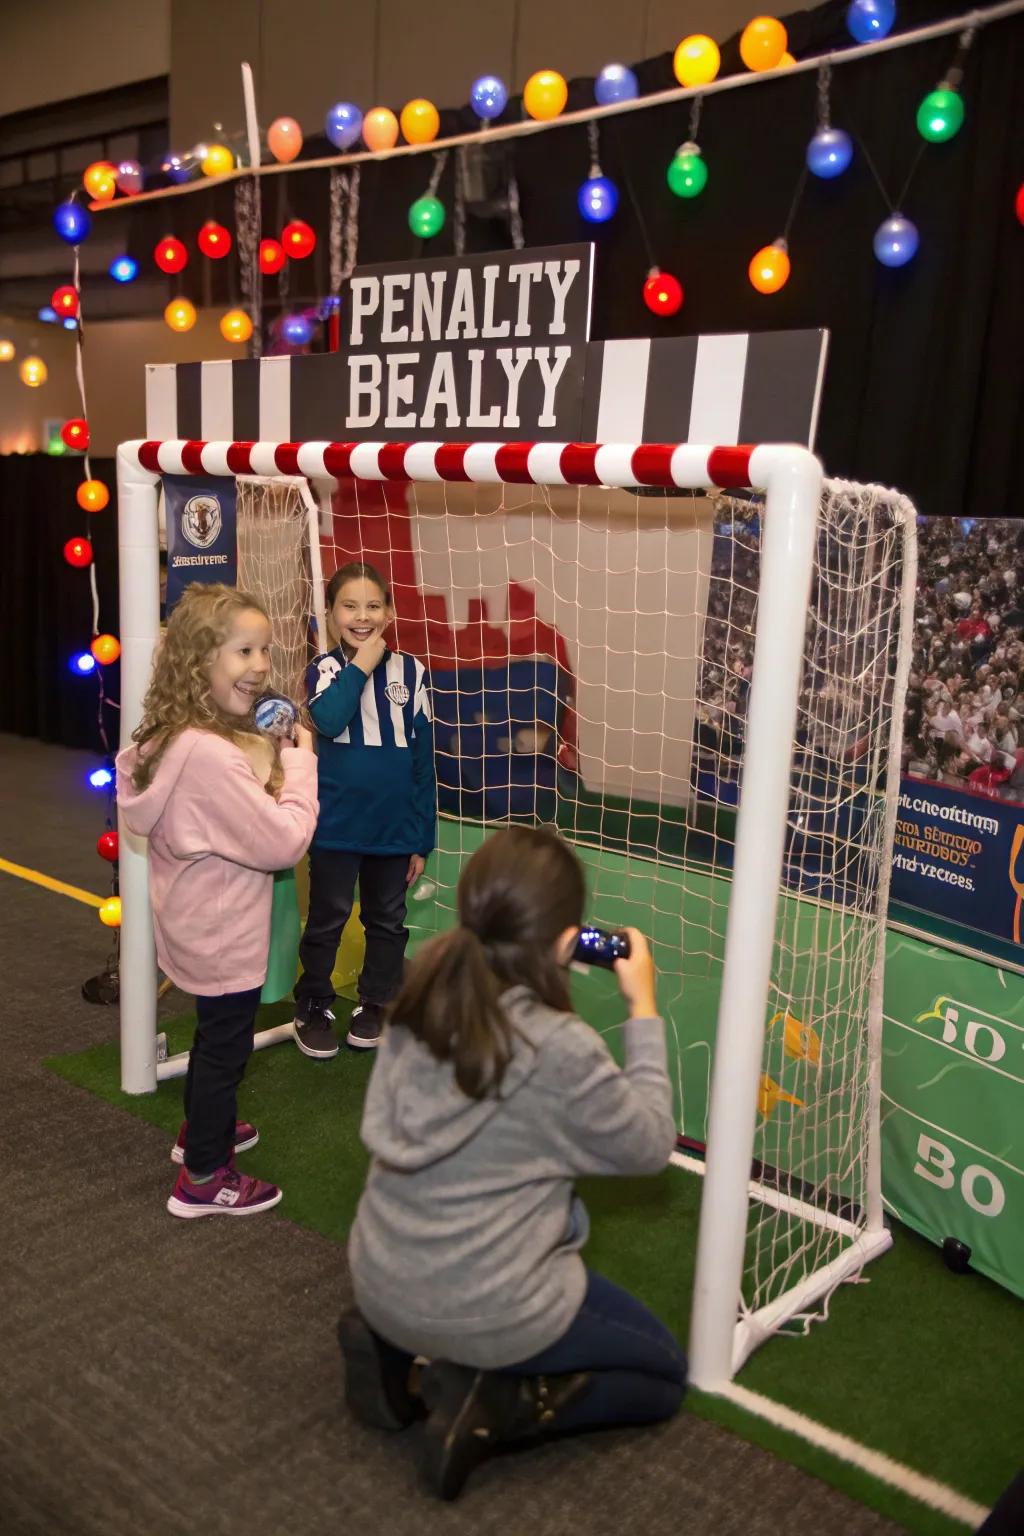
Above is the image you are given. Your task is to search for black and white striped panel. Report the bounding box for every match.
[580,330,828,449]
[146,357,293,443]
[145,328,828,449]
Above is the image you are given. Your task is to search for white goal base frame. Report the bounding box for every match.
[672,1150,894,1376]
[116,435,889,1393]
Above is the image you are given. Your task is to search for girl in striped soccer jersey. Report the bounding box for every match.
[292,563,436,1058]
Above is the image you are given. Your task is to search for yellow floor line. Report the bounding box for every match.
[0,856,104,909]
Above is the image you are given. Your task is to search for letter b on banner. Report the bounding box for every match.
[913,1133,1006,1217]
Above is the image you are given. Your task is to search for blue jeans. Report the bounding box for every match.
[500,1269,687,1431]
[368,1270,687,1435]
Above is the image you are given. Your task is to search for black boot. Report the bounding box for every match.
[420,1362,593,1500]
[337,1309,426,1430]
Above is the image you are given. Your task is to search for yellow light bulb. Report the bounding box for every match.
[201,144,234,177]
[164,297,197,333]
[19,356,47,387]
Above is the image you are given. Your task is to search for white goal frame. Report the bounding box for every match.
[116,434,896,1392]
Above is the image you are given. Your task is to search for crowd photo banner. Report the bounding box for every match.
[878,513,1024,1298]
[892,515,1024,951]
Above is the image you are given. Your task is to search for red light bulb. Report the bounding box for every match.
[52,285,79,318]
[64,536,93,569]
[61,418,89,451]
[197,220,232,259]
[154,237,188,274]
[259,238,286,275]
[281,219,316,259]
[642,269,684,317]
[96,830,119,862]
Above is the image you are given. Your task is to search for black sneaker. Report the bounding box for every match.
[346,1002,384,1050]
[419,1363,593,1501]
[293,998,340,1059]
[337,1308,425,1430]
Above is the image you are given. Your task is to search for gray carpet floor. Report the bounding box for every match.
[0,733,904,1535]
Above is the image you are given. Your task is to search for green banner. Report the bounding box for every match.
[881,931,1024,1300]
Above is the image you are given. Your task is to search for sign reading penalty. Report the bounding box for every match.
[342,244,593,440]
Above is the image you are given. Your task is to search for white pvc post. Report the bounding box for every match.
[240,63,261,171]
[117,444,162,1094]
[688,444,823,1392]
[863,495,918,1235]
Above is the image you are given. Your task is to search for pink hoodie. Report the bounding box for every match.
[116,729,318,996]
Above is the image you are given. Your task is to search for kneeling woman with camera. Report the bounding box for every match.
[341,825,686,1499]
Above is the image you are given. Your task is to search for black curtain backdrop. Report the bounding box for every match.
[2,453,120,750]
[2,0,1022,748]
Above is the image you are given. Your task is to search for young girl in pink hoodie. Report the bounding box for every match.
[117,583,318,1219]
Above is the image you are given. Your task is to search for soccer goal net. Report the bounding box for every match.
[118,438,916,1388]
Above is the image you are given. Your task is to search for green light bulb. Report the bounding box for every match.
[408,195,445,238]
[667,145,708,199]
[917,87,964,143]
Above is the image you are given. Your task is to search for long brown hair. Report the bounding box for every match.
[130,582,270,789]
[391,827,585,1100]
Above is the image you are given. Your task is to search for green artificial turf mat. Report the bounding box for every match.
[48,991,1021,1533]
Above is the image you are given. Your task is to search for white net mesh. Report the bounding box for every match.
[235,476,316,702]
[232,467,915,1356]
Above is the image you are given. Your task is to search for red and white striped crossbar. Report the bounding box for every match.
[119,439,765,489]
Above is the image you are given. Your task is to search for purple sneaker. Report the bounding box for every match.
[171,1120,259,1165]
[167,1164,282,1219]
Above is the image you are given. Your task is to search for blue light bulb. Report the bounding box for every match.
[470,75,508,122]
[873,213,919,267]
[806,127,854,179]
[281,314,313,346]
[63,317,78,330]
[161,153,191,184]
[88,765,114,789]
[110,255,138,283]
[846,0,896,44]
[577,175,618,223]
[594,64,638,106]
[325,103,363,150]
[70,651,97,676]
[38,306,58,323]
[53,200,91,244]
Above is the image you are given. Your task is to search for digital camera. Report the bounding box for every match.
[572,926,631,969]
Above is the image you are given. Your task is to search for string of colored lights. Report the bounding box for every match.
[76,0,1024,205]
[52,204,123,945]
[34,0,1017,337]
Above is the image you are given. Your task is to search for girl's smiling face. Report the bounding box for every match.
[206,608,272,716]
[331,577,390,653]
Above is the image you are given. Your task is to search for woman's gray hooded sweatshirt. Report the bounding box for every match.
[348,985,676,1369]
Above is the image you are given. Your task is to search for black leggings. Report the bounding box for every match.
[295,848,410,1006]
[183,987,261,1176]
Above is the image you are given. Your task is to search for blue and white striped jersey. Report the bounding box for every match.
[305,647,436,856]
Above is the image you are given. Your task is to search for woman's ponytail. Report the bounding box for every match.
[390,826,586,1099]
[389,925,512,1099]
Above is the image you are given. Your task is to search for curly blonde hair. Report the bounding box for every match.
[130,583,271,790]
